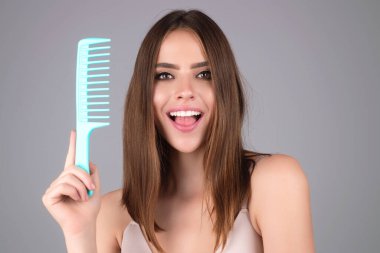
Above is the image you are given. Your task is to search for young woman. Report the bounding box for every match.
[42,10,315,253]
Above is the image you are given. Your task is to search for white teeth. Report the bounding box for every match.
[169,111,201,117]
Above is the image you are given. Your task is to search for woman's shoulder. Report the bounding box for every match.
[97,188,132,250]
[100,188,131,222]
[248,154,311,235]
[250,153,306,181]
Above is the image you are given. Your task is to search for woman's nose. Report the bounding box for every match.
[176,77,194,100]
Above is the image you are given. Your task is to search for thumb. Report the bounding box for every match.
[89,162,101,195]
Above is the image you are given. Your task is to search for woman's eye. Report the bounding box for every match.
[155,72,174,80]
[196,70,212,80]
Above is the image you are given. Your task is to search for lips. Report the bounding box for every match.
[166,108,203,132]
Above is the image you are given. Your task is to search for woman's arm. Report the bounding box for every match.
[63,225,97,253]
[249,154,315,253]
[42,131,101,253]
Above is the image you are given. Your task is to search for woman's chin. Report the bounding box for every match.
[168,140,204,154]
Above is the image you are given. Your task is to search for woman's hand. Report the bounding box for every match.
[42,130,101,236]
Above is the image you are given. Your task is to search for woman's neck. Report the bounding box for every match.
[168,147,206,200]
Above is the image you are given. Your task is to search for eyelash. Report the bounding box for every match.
[154,70,212,80]
[154,72,174,80]
[197,70,212,80]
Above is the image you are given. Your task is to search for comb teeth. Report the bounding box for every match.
[87,67,110,71]
[87,59,110,65]
[89,46,111,51]
[76,38,111,125]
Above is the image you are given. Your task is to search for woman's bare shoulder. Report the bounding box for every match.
[97,188,132,251]
[248,154,314,251]
[250,153,306,183]
[100,188,131,225]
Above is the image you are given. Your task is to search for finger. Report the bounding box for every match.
[52,166,95,192]
[52,174,89,201]
[64,130,76,169]
[44,183,81,206]
[89,162,100,195]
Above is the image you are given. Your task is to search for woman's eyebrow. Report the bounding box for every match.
[155,61,208,69]
[155,63,179,69]
[190,61,208,69]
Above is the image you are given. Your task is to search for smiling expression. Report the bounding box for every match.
[153,29,215,154]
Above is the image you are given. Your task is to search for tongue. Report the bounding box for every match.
[174,116,196,126]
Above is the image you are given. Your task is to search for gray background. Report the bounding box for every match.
[0,0,379,252]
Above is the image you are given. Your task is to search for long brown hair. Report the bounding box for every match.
[122,9,270,252]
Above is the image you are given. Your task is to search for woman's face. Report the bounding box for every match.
[153,29,215,154]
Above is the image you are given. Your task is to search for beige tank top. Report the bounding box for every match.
[120,201,263,253]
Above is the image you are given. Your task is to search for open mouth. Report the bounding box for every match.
[167,110,203,125]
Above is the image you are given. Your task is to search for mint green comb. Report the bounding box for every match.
[75,38,111,197]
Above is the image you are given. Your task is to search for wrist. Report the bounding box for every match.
[63,223,97,253]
